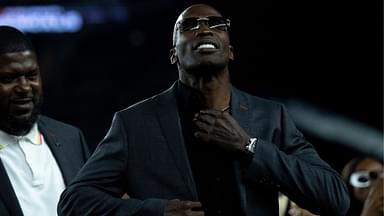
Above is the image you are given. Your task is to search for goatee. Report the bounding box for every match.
[2,96,42,136]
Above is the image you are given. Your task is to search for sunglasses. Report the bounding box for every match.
[350,170,380,188]
[176,16,230,33]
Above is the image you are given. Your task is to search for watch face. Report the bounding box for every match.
[246,138,257,153]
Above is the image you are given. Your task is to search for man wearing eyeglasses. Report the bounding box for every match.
[58,4,349,216]
[342,157,384,216]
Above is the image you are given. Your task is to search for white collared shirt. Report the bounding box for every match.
[0,124,65,216]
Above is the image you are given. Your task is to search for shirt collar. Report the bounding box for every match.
[15,123,40,145]
[0,123,40,149]
[0,129,12,150]
[176,80,203,113]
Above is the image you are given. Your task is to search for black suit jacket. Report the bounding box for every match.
[59,83,350,216]
[0,115,89,216]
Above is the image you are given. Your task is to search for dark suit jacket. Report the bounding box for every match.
[0,115,89,216]
[59,83,350,216]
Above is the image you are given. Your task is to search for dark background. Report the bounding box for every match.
[1,0,382,172]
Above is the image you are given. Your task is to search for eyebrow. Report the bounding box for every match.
[0,67,39,74]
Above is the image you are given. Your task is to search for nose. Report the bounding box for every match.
[15,76,32,93]
[189,18,211,32]
[194,21,213,37]
[198,19,211,28]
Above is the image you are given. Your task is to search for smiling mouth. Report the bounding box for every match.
[194,42,217,51]
[10,98,34,109]
[11,98,33,104]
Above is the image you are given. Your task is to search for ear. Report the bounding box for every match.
[169,47,178,64]
[228,45,234,61]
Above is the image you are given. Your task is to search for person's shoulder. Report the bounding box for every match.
[117,84,175,116]
[38,115,81,133]
[233,86,285,110]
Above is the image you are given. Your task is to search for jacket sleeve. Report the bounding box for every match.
[78,129,90,161]
[58,113,168,216]
[244,105,350,216]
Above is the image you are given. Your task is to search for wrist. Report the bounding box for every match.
[244,137,257,154]
[239,137,257,166]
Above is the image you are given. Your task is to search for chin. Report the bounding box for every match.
[13,111,32,120]
[5,110,39,136]
[188,63,225,77]
[0,97,42,136]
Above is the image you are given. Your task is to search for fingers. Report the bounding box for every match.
[194,111,216,125]
[193,110,219,137]
[194,131,211,143]
[195,109,229,122]
[180,200,202,209]
[166,199,202,210]
[193,108,249,154]
[194,118,212,133]
[198,109,222,116]
[165,199,204,216]
[193,109,228,133]
[183,202,204,216]
[186,211,205,216]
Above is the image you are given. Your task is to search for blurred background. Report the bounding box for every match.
[1,0,382,172]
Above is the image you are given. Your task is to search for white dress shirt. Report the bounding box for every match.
[0,124,65,216]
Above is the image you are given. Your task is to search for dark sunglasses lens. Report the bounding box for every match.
[369,171,378,179]
[358,176,369,183]
[209,17,229,31]
[208,17,225,26]
[178,17,229,32]
[179,18,197,32]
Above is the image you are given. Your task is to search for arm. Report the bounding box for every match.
[78,129,90,161]
[194,106,350,215]
[58,113,168,216]
[244,106,349,215]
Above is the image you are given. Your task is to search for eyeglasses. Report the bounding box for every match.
[350,170,380,188]
[176,16,230,33]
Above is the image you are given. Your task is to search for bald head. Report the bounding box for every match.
[0,26,35,55]
[172,4,223,46]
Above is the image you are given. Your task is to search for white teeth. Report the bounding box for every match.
[197,44,215,49]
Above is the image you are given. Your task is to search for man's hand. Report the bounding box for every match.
[193,109,250,153]
[361,174,384,216]
[288,201,319,216]
[164,199,204,216]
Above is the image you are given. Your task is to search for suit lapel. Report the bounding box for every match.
[38,118,75,185]
[0,161,23,216]
[231,87,250,133]
[154,84,251,201]
[155,84,198,199]
[230,87,250,214]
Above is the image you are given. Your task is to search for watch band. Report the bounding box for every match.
[239,137,258,166]
[245,137,257,153]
